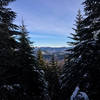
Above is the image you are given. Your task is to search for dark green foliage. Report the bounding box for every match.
[61,0,100,100]
[18,19,35,68]
[45,55,61,100]
[16,20,49,100]
[82,0,100,40]
[2,0,100,100]
[37,49,45,69]
[0,0,19,78]
[0,0,23,99]
[0,1,50,100]
[68,10,84,46]
[0,0,18,29]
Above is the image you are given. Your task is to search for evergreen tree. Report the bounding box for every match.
[0,0,20,81]
[51,55,57,67]
[61,0,100,100]
[0,0,16,25]
[18,20,50,100]
[45,55,60,100]
[68,9,83,46]
[0,0,18,72]
[18,19,35,68]
[82,0,100,41]
[0,1,50,100]
[37,49,45,69]
[81,0,100,99]
[0,0,23,99]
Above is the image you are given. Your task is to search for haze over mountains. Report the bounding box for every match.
[35,47,71,61]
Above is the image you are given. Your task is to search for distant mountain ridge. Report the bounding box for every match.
[35,47,71,61]
[39,47,66,53]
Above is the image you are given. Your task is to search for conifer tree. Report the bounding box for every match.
[82,0,100,41]
[45,55,60,100]
[0,0,18,71]
[0,0,16,25]
[18,19,35,68]
[0,0,23,99]
[37,49,45,69]
[69,9,83,46]
[18,20,50,100]
[0,1,50,100]
[0,0,20,80]
[50,55,57,70]
[61,0,100,100]
[81,0,100,99]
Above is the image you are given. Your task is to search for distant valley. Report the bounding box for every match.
[35,47,71,61]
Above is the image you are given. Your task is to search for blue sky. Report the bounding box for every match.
[9,0,84,47]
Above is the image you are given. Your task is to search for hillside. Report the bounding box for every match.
[35,47,71,61]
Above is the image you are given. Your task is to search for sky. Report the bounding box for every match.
[9,0,84,47]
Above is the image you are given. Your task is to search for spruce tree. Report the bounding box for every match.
[51,55,57,68]
[0,0,18,71]
[81,0,100,99]
[0,1,50,99]
[61,0,100,100]
[45,55,60,100]
[68,10,84,46]
[0,0,23,99]
[82,0,100,41]
[18,20,50,100]
[18,19,35,68]
[0,0,20,81]
[37,49,45,69]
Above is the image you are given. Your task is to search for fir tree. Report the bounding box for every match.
[0,0,23,99]
[37,49,45,69]
[0,0,20,81]
[61,0,100,100]
[0,0,18,70]
[68,9,83,46]
[18,20,50,100]
[82,0,100,40]
[18,19,35,68]
[0,1,50,99]
[45,55,60,100]
[81,0,100,99]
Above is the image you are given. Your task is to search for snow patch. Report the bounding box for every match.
[71,86,80,100]
[70,86,89,100]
